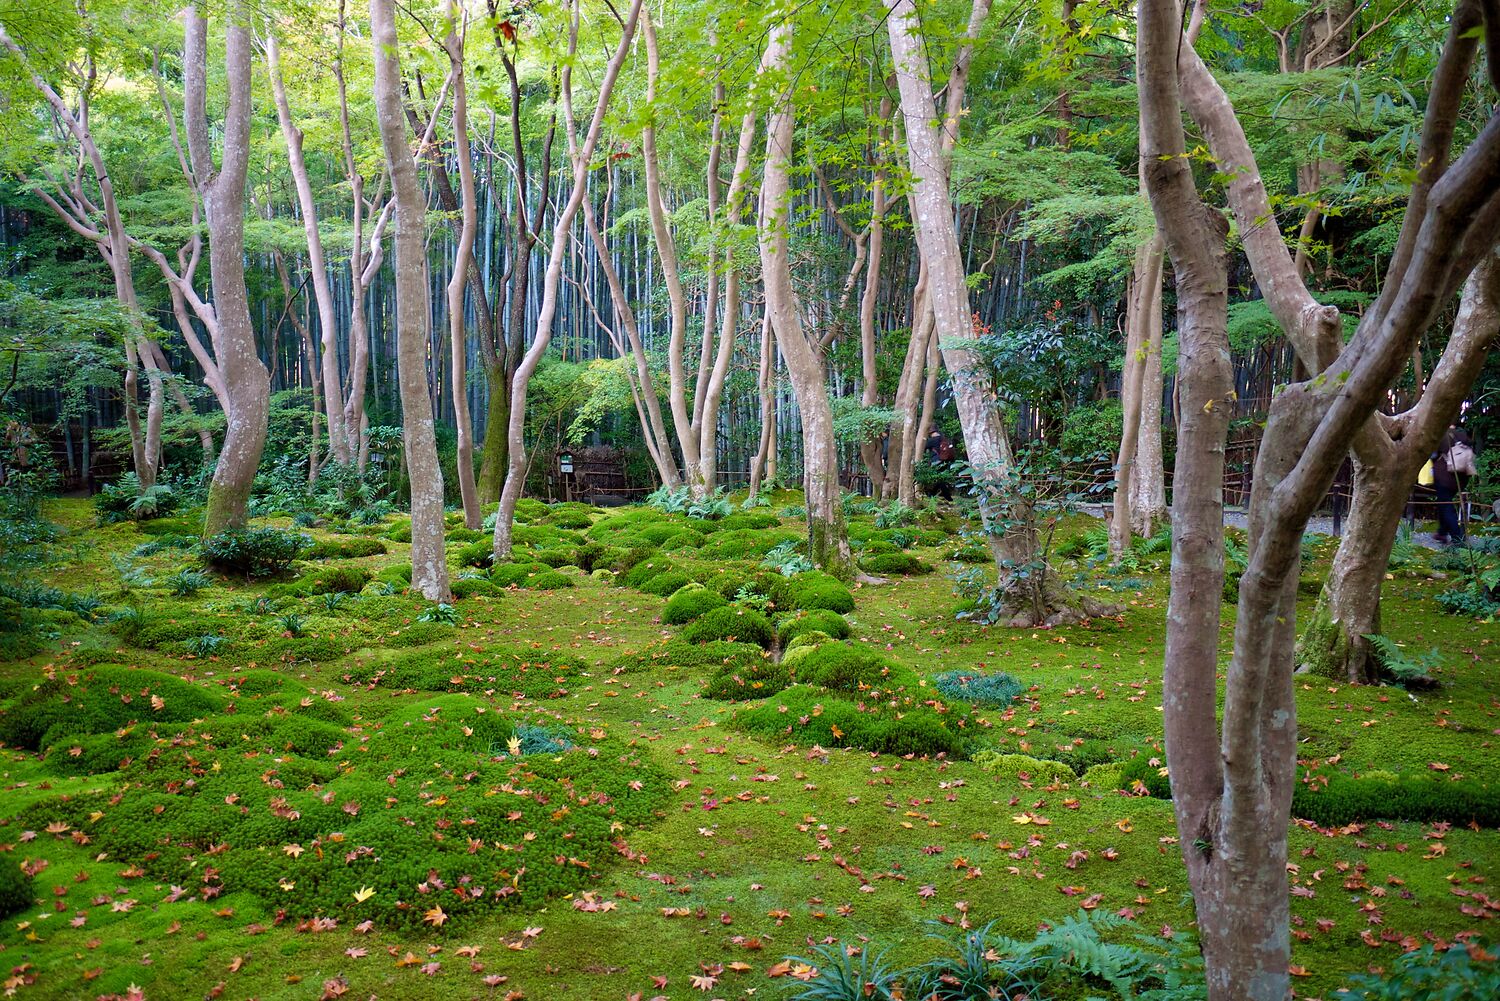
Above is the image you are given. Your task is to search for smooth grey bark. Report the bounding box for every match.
[492,0,643,560]
[443,1,482,529]
[187,4,268,536]
[372,0,449,601]
[1144,2,1500,998]
[888,0,1100,623]
[758,19,852,577]
[266,32,348,468]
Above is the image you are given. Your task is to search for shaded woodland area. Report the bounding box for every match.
[2,1,1500,999]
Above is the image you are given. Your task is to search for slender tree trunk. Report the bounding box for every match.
[191,5,268,536]
[372,0,449,600]
[267,33,348,468]
[758,21,851,576]
[1129,267,1168,536]
[444,2,482,528]
[749,314,774,497]
[1111,228,1164,552]
[858,108,889,494]
[889,0,1091,621]
[492,0,642,559]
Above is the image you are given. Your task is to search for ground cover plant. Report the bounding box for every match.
[0,495,1494,1000]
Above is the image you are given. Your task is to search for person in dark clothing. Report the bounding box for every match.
[1433,425,1475,545]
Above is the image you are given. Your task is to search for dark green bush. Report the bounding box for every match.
[681,605,774,648]
[663,586,728,624]
[0,861,33,920]
[202,527,308,578]
[303,537,388,560]
[736,685,969,758]
[860,552,931,576]
[777,609,851,646]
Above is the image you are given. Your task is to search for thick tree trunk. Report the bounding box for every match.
[372,0,449,600]
[1300,253,1500,682]
[192,6,268,536]
[758,20,852,578]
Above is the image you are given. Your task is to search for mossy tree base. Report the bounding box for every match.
[1296,587,1377,685]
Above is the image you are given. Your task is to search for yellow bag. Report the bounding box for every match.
[1418,459,1435,487]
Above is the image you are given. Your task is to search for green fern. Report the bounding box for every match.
[1364,633,1442,688]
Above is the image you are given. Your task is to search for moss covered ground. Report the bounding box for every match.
[0,496,1496,999]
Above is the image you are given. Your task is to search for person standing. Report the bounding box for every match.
[1433,424,1476,545]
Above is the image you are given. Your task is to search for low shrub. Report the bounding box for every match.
[663,586,728,624]
[303,537,388,560]
[931,669,1025,706]
[860,552,931,576]
[736,685,969,758]
[543,506,595,530]
[533,548,575,568]
[681,605,774,648]
[0,861,33,920]
[777,609,851,646]
[202,527,308,578]
[1340,941,1500,999]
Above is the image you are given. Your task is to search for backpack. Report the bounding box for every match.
[938,439,956,462]
[1447,439,1478,477]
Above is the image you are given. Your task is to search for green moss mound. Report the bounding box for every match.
[736,685,969,758]
[680,605,774,648]
[639,570,693,597]
[859,552,931,576]
[491,562,574,589]
[345,646,588,699]
[972,751,1077,786]
[303,537,388,560]
[12,710,671,933]
[703,658,793,700]
[450,577,504,599]
[609,640,767,673]
[0,665,225,751]
[663,586,728,624]
[775,571,856,613]
[1119,757,1500,828]
[789,642,919,693]
[776,609,851,646]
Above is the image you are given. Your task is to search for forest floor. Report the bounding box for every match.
[0,495,1497,1000]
